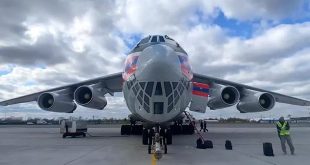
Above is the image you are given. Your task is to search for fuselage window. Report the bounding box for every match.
[164,35,175,41]
[133,86,138,96]
[168,95,173,106]
[139,90,143,98]
[172,82,178,89]
[167,104,173,113]
[135,83,140,92]
[144,95,150,105]
[144,103,150,113]
[139,82,146,89]
[151,36,158,42]
[159,36,165,42]
[164,82,172,97]
[145,82,154,97]
[154,102,164,114]
[138,95,143,105]
[155,82,163,95]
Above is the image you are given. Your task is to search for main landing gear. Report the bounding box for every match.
[120,124,143,135]
[170,124,195,135]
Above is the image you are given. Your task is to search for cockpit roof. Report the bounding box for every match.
[129,35,187,55]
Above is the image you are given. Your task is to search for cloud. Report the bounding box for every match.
[207,0,306,21]
[0,0,310,120]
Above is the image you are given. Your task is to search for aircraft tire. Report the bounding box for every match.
[182,125,189,134]
[136,125,143,135]
[189,125,195,134]
[124,125,130,135]
[121,125,126,135]
[142,129,149,145]
[166,129,172,145]
[159,128,165,137]
[131,125,137,135]
[148,129,154,145]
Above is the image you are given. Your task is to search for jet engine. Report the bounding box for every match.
[237,92,275,113]
[37,92,77,113]
[74,85,107,110]
[207,85,240,110]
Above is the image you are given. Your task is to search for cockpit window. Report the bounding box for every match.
[128,35,187,55]
[138,36,150,45]
[159,36,165,42]
[164,35,174,41]
[151,36,158,42]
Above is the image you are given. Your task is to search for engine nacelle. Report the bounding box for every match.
[207,85,240,110]
[37,92,77,113]
[237,92,275,113]
[74,85,107,110]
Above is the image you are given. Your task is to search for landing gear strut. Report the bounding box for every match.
[147,126,167,159]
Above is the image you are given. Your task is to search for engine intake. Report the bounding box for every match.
[37,92,77,113]
[74,85,107,110]
[237,92,275,113]
[207,85,240,110]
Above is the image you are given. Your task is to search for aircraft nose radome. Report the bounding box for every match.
[137,44,181,81]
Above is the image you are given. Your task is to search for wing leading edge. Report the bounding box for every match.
[0,72,123,106]
[193,73,310,106]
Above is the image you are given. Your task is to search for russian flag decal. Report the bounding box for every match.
[192,82,209,97]
[123,55,139,80]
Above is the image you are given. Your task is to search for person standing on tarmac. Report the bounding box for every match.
[276,117,295,155]
[200,120,203,131]
[203,120,208,132]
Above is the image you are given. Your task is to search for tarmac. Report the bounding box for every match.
[0,123,310,165]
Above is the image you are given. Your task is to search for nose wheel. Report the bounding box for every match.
[146,127,168,159]
[142,128,155,145]
[143,128,172,145]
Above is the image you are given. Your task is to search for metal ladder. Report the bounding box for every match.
[184,111,205,142]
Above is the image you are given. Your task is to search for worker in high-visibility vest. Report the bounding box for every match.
[276,117,295,155]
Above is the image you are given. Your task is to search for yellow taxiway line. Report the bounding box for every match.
[151,154,157,165]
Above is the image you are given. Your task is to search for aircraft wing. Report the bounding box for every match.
[0,72,123,106]
[193,73,310,106]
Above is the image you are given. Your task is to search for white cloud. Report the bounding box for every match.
[205,0,306,21]
[0,0,309,119]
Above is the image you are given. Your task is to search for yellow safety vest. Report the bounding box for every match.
[277,121,290,136]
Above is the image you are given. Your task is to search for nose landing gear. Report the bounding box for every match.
[146,126,168,159]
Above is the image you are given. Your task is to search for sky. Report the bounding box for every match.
[1,0,310,120]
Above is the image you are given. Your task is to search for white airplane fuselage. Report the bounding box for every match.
[122,37,193,124]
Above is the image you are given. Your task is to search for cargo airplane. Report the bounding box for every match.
[1,35,310,147]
